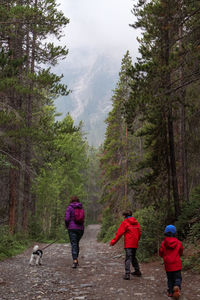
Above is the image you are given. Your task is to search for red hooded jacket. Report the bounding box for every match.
[159,237,183,272]
[110,217,141,248]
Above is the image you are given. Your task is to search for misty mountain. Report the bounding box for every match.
[54,52,119,147]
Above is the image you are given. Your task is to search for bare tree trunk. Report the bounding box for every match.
[164,114,171,212]
[168,107,180,219]
[22,0,37,232]
[179,91,189,202]
[161,0,180,219]
[8,163,19,233]
[8,1,24,232]
[124,125,128,208]
[178,16,189,203]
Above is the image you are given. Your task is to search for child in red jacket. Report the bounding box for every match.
[159,225,183,299]
[110,210,142,280]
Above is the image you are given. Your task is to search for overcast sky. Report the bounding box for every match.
[54,0,140,145]
[57,0,139,64]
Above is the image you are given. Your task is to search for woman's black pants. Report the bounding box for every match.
[68,229,84,260]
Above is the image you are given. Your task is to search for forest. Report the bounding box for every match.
[0,0,200,273]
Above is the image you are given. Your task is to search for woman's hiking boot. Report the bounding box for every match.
[131,270,142,277]
[72,259,78,269]
[173,286,181,299]
[123,274,130,280]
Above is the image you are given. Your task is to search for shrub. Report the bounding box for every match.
[102,220,122,243]
[98,205,165,261]
[134,206,164,261]
[28,214,69,243]
[0,226,30,260]
[176,186,200,241]
[49,224,69,243]
[182,253,200,273]
[98,207,116,241]
[28,215,44,241]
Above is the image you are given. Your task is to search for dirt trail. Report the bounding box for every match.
[0,224,200,300]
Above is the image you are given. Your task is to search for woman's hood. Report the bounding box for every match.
[69,202,82,209]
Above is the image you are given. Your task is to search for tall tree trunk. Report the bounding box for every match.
[124,125,128,208]
[22,0,37,232]
[178,12,189,203]
[164,113,171,214]
[161,0,180,219]
[8,162,19,233]
[175,4,189,205]
[8,2,24,232]
[168,107,180,219]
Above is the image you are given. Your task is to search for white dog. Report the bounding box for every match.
[29,245,43,266]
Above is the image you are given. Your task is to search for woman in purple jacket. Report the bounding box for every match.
[65,196,84,268]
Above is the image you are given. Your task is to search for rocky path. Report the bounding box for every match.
[0,224,200,300]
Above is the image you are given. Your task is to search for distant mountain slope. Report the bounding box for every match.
[54,52,119,147]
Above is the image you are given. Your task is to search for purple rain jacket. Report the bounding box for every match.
[65,202,84,230]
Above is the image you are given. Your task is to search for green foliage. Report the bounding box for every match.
[124,0,200,221]
[32,114,88,239]
[85,147,102,224]
[187,223,200,242]
[176,187,200,241]
[182,250,200,273]
[0,153,11,168]
[28,215,44,241]
[50,225,69,244]
[0,226,31,261]
[133,206,164,261]
[98,205,166,262]
[101,222,122,243]
[98,207,116,241]
[28,212,69,243]
[100,51,138,214]
[98,0,200,270]
[0,0,91,243]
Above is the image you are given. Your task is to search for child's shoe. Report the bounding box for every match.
[123,274,130,280]
[167,292,173,297]
[173,286,181,299]
[131,270,142,277]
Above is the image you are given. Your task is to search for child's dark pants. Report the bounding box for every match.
[166,270,182,294]
[125,248,139,275]
[68,229,84,260]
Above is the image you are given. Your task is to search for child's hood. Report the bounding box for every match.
[125,216,139,225]
[164,237,179,249]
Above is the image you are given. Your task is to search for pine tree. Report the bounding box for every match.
[125,0,200,220]
[0,0,69,233]
[32,113,88,237]
[100,51,137,215]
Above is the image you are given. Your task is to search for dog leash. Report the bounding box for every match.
[41,240,58,251]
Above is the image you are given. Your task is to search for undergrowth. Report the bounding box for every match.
[0,226,31,261]
[0,225,69,261]
[98,203,200,272]
[181,240,200,273]
[98,205,165,262]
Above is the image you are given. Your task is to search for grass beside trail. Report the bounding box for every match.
[0,226,69,261]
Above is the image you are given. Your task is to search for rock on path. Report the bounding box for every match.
[0,224,200,299]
